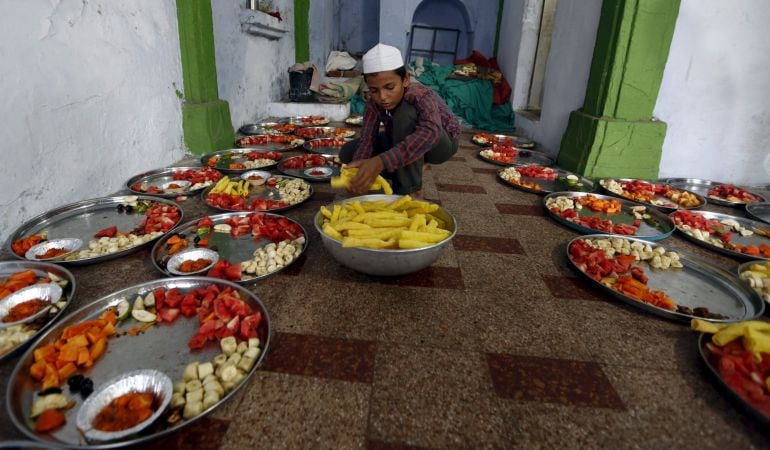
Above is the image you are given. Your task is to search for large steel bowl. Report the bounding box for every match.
[314,194,457,276]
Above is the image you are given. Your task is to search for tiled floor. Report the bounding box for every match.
[1,126,770,448]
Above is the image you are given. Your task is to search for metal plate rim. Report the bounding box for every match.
[199,148,282,175]
[542,191,675,241]
[6,276,272,450]
[477,148,555,167]
[125,167,221,198]
[276,154,341,181]
[746,203,770,224]
[565,234,765,323]
[469,133,535,148]
[497,167,596,195]
[669,209,770,261]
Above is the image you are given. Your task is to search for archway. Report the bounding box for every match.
[407,0,473,66]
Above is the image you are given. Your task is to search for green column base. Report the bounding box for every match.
[557,110,667,180]
[182,100,235,154]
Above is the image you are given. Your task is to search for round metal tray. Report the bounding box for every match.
[6,196,183,266]
[670,210,770,261]
[276,154,342,182]
[201,175,313,213]
[497,166,595,195]
[543,192,675,241]
[0,262,76,362]
[660,178,767,208]
[199,149,282,175]
[566,234,764,323]
[302,138,352,156]
[477,148,554,167]
[234,135,304,150]
[698,333,770,428]
[278,116,330,127]
[126,167,222,198]
[599,178,706,213]
[294,127,355,140]
[152,212,308,284]
[344,116,362,126]
[747,203,770,224]
[6,277,271,449]
[470,133,535,148]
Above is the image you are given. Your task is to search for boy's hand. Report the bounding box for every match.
[347,157,385,195]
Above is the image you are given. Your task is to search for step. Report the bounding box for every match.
[266,101,350,122]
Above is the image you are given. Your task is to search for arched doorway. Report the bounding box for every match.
[407,0,473,66]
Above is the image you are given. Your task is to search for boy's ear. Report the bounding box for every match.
[404,72,410,87]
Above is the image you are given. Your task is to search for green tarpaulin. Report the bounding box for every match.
[349,64,515,132]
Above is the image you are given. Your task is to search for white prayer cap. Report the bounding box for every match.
[363,44,404,74]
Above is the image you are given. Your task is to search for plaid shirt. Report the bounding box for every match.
[353,83,460,171]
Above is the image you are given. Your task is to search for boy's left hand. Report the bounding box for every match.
[347,157,384,195]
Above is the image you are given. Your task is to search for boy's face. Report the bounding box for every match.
[365,71,409,111]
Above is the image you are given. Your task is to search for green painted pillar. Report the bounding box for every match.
[557,0,681,179]
[294,0,310,62]
[176,0,234,154]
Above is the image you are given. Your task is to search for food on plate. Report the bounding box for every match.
[3,299,49,323]
[739,262,770,303]
[601,179,702,208]
[206,151,282,170]
[499,165,558,191]
[293,115,329,126]
[330,165,393,194]
[131,167,222,194]
[11,234,48,257]
[205,176,311,211]
[694,319,770,417]
[179,258,213,273]
[707,184,761,204]
[295,127,355,139]
[546,195,643,236]
[319,195,451,249]
[34,247,70,260]
[281,154,341,169]
[305,137,348,149]
[236,134,304,148]
[480,145,518,164]
[472,133,529,147]
[92,391,160,432]
[270,123,298,133]
[671,210,770,257]
[345,116,363,126]
[570,237,725,318]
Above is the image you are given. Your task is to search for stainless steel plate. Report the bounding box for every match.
[670,210,770,261]
[600,178,706,213]
[302,138,352,156]
[238,123,282,135]
[566,234,764,323]
[478,148,554,167]
[747,203,770,224]
[344,116,362,126]
[661,178,766,207]
[736,260,770,305]
[151,212,308,284]
[126,167,223,198]
[6,196,183,266]
[278,115,330,127]
[234,135,304,150]
[470,133,535,148]
[497,166,595,195]
[201,175,313,213]
[543,192,675,241]
[0,261,76,362]
[199,149,283,175]
[294,127,356,140]
[6,277,271,449]
[276,154,342,182]
[698,333,770,427]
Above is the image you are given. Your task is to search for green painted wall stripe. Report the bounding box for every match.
[294,0,310,62]
[176,0,220,102]
[493,0,505,57]
[175,0,234,154]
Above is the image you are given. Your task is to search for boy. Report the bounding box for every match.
[340,43,460,195]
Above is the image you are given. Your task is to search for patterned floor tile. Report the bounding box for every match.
[449,156,467,162]
[453,234,525,254]
[471,167,500,175]
[144,417,230,450]
[263,332,376,383]
[379,266,465,290]
[367,439,437,450]
[436,183,487,194]
[496,203,545,216]
[486,353,625,410]
[542,275,604,301]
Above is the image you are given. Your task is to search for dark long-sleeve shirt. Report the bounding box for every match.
[353,83,461,171]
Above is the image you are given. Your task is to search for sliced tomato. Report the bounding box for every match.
[94,226,118,238]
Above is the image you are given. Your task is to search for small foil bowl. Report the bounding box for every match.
[303,166,333,178]
[241,170,272,186]
[159,180,191,193]
[0,283,62,328]
[166,248,219,276]
[25,238,83,261]
[76,369,173,442]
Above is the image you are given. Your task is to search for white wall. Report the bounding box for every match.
[497,0,601,155]
[307,0,335,71]
[212,0,295,127]
[656,0,770,185]
[496,0,535,111]
[0,0,184,240]
[337,0,379,55]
